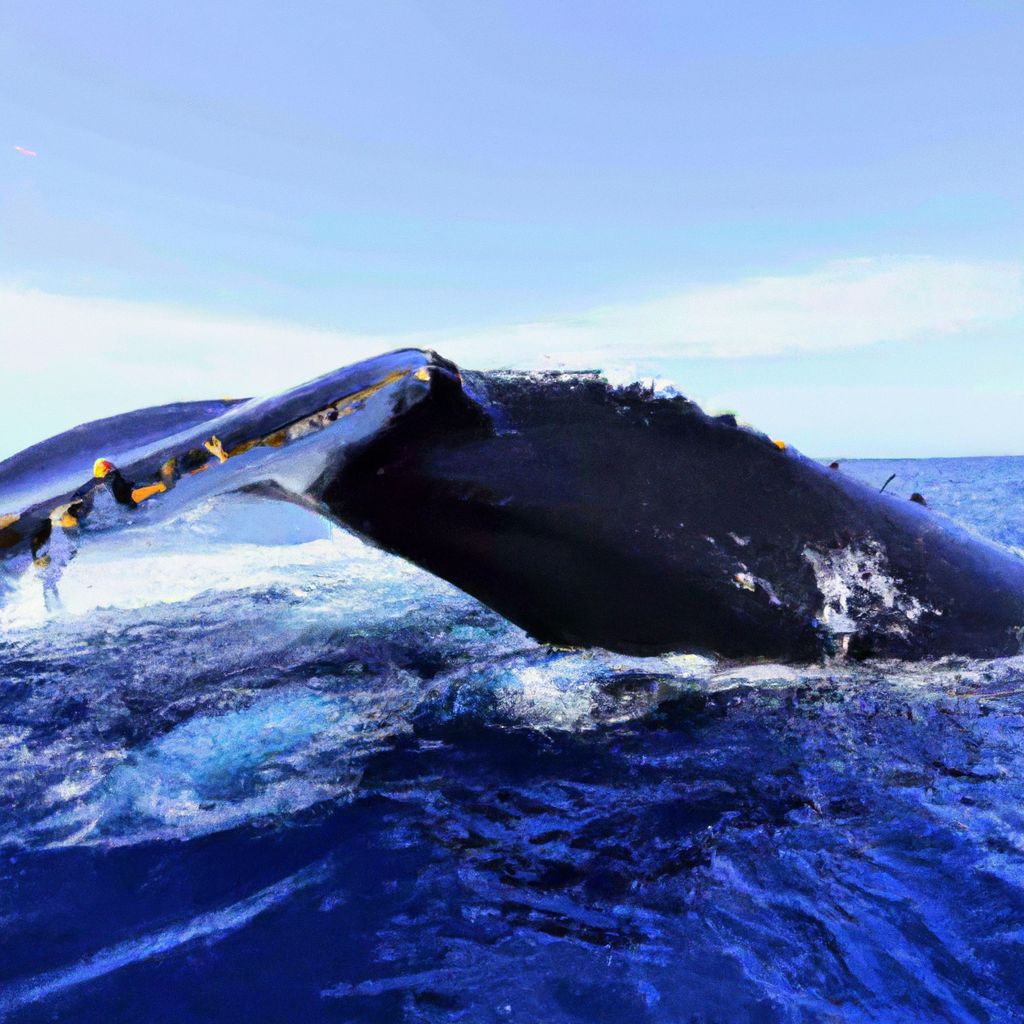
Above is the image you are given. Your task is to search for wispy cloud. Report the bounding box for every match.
[0,284,382,397]
[431,257,1024,367]
[1,256,1021,458]
[12,145,37,157]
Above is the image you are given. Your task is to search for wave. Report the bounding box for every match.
[0,858,331,1015]
[2,511,1022,852]
[3,460,1024,1019]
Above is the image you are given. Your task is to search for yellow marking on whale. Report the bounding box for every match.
[204,436,229,463]
[3,362,435,534]
[160,457,178,486]
[218,368,414,460]
[50,504,80,528]
[0,515,22,549]
[131,482,167,503]
[332,368,413,417]
[223,437,260,458]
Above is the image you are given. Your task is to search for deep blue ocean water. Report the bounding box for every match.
[2,457,1024,1023]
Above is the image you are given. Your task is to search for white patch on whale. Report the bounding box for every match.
[803,541,931,638]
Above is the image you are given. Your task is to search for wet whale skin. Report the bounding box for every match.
[3,349,1023,661]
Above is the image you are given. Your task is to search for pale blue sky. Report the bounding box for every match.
[2,2,1023,457]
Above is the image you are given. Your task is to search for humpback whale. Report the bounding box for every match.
[2,349,1022,661]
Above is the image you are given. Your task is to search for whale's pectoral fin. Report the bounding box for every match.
[0,349,471,578]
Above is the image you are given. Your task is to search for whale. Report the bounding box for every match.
[2,348,1023,661]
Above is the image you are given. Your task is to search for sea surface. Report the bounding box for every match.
[2,457,1024,1023]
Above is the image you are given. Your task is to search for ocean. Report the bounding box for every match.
[2,456,1023,1022]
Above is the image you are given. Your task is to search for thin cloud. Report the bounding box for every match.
[1,256,1021,459]
[13,145,38,157]
[433,257,1024,366]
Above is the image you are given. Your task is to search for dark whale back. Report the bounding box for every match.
[317,368,1024,660]
[3,350,1023,661]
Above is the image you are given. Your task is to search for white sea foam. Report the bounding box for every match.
[0,514,458,631]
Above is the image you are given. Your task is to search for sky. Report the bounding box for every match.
[1,1,1023,458]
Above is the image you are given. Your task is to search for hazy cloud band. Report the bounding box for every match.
[2,256,1021,459]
